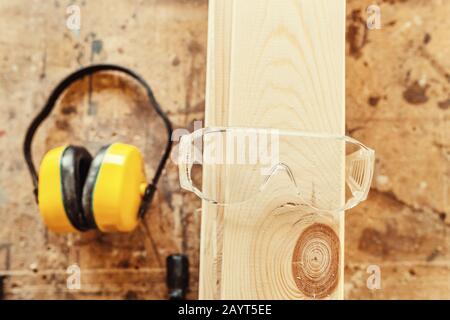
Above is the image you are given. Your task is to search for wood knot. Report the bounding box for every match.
[292,223,339,299]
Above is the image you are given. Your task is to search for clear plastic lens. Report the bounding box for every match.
[179,128,374,212]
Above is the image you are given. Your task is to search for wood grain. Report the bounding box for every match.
[201,0,346,299]
[198,0,234,299]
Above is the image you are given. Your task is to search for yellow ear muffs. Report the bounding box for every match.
[38,145,93,233]
[24,65,174,235]
[81,143,147,233]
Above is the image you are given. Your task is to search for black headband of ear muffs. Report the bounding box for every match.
[23,64,173,218]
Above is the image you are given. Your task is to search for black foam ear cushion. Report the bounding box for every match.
[81,145,111,228]
[60,146,93,232]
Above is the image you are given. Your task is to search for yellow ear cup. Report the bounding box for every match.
[38,146,77,233]
[38,146,94,233]
[82,143,147,233]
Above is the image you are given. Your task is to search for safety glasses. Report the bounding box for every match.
[178,127,375,213]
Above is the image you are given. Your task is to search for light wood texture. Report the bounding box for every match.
[199,0,234,299]
[201,0,346,299]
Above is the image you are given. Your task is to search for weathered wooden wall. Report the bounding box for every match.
[0,0,448,299]
[0,0,208,299]
[345,0,449,299]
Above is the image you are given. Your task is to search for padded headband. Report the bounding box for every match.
[23,64,173,217]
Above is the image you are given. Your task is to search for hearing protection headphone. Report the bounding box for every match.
[23,64,173,233]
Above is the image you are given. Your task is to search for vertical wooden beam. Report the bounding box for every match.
[198,0,234,300]
[201,0,345,299]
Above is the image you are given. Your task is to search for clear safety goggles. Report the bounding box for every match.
[178,127,375,213]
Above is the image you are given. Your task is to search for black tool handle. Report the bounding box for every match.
[166,254,189,300]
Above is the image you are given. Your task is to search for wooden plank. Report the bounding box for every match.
[199,0,234,299]
[201,0,346,299]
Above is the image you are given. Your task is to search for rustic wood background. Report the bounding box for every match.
[0,0,448,299]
